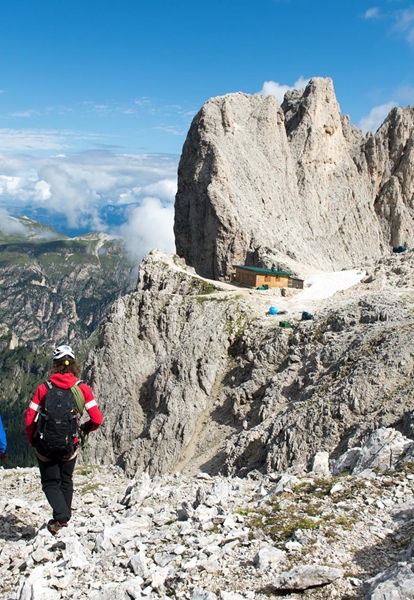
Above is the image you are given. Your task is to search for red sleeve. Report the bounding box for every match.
[25,383,48,446]
[79,384,103,432]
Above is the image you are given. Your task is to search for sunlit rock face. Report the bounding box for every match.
[83,79,414,484]
[174,77,414,279]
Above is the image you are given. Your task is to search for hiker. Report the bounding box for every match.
[25,344,103,534]
[0,414,8,460]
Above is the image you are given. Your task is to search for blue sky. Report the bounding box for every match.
[0,0,413,261]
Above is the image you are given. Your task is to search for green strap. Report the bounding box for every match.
[71,383,85,415]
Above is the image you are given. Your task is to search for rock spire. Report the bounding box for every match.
[174,77,414,279]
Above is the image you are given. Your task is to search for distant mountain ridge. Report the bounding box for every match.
[0,217,136,347]
[4,202,145,238]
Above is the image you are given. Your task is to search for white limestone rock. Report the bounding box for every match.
[128,550,148,577]
[364,562,414,599]
[175,78,414,279]
[272,564,344,590]
[311,451,331,478]
[62,537,90,569]
[352,428,414,475]
[333,447,362,475]
[191,590,218,600]
[253,546,286,570]
[258,474,299,504]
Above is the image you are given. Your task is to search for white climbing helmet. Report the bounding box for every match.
[52,344,75,361]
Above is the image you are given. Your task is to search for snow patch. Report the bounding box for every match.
[298,269,366,300]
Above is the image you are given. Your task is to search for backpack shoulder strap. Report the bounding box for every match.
[71,381,85,416]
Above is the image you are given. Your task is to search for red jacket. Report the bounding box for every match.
[25,373,103,447]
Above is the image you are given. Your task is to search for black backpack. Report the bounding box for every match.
[37,380,85,454]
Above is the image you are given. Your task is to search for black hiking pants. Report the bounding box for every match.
[37,456,77,523]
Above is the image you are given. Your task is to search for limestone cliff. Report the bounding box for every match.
[85,248,414,480]
[83,251,254,475]
[84,78,414,481]
[174,77,414,279]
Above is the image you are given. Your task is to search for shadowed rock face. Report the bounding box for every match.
[84,247,414,481]
[174,77,414,279]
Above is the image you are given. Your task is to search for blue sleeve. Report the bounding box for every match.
[0,416,7,453]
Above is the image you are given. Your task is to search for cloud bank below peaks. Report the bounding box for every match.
[0,150,179,263]
[118,197,175,263]
[0,208,30,235]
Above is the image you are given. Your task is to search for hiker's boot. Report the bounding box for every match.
[47,520,68,535]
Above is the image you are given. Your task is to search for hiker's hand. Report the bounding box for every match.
[0,452,8,461]
[80,422,92,435]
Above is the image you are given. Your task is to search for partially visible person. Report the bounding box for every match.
[0,414,7,460]
[25,344,103,534]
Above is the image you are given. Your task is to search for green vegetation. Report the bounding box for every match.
[0,342,50,467]
[247,502,322,543]
[196,294,229,304]
[398,461,414,474]
[190,277,217,295]
[243,476,367,546]
[80,483,100,495]
[0,220,137,467]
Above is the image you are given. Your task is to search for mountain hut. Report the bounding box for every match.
[232,265,304,289]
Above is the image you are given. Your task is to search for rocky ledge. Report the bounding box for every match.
[2,427,414,600]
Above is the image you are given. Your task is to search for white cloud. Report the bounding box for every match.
[116,196,175,262]
[155,125,187,136]
[0,129,67,151]
[0,128,105,151]
[358,101,397,133]
[134,97,151,106]
[365,7,380,19]
[0,208,29,235]
[396,84,414,103]
[260,76,311,103]
[0,174,25,195]
[36,163,104,229]
[128,179,177,204]
[33,180,52,201]
[394,6,414,46]
[10,110,40,118]
[0,150,179,260]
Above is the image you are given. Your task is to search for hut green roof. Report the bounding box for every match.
[233,265,293,277]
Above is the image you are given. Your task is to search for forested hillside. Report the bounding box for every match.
[0,218,136,466]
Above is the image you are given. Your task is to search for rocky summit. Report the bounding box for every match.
[174,77,414,279]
